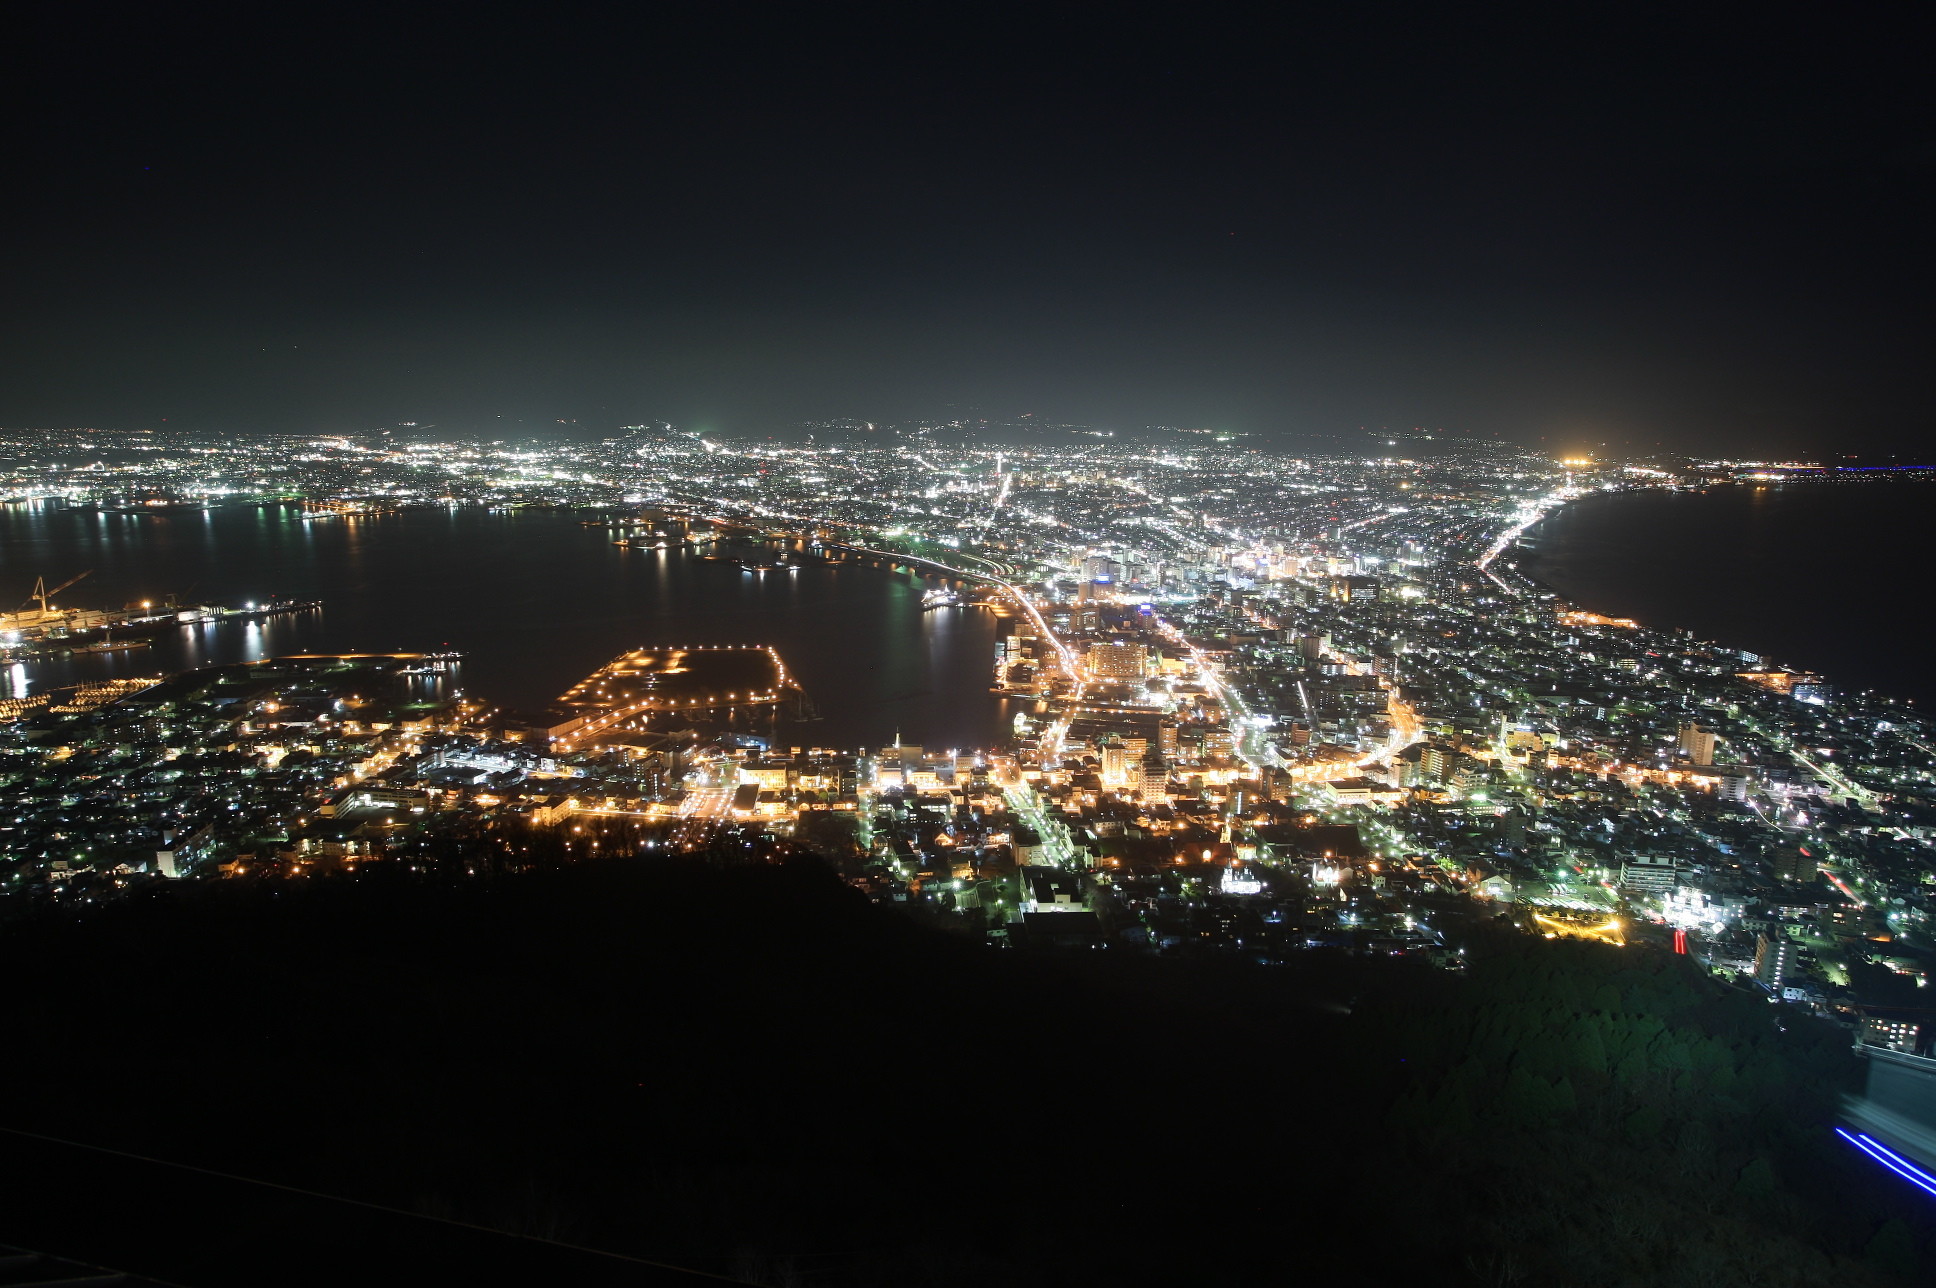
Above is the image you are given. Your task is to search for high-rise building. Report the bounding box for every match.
[1677,723,1717,766]
[1139,750,1168,796]
[1073,579,1105,632]
[1620,856,1678,895]
[1753,933,1792,990]
[1861,1016,1921,1054]
[1084,641,1148,682]
[1770,845,1817,884]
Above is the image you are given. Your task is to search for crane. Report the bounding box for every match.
[25,570,91,618]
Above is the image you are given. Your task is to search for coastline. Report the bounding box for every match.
[0,504,1009,749]
[1513,477,1936,708]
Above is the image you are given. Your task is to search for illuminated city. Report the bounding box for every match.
[5,422,1935,1004]
[6,417,1936,1280]
[6,7,1935,1285]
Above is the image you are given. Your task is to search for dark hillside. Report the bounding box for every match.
[0,860,1924,1286]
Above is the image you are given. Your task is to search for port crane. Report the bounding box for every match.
[23,571,91,618]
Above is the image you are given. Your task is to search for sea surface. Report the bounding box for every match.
[0,502,1019,751]
[1522,480,1936,710]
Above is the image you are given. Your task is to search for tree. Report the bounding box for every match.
[1502,1067,1546,1127]
[1623,1105,1665,1146]
[1865,1218,1917,1279]
[1734,1157,1776,1199]
[1570,1022,1608,1077]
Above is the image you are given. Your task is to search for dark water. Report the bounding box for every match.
[0,502,1018,750]
[1523,480,1936,709]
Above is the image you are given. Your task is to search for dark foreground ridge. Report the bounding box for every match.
[0,1128,728,1287]
[1,858,1929,1286]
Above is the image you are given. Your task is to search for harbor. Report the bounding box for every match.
[2,571,319,659]
[0,504,1009,750]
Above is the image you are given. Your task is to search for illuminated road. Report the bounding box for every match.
[1143,609,1266,772]
[1473,487,1578,594]
[1339,507,1409,534]
[554,698,657,752]
[666,768,737,851]
[1144,606,1419,780]
[1790,746,1878,808]
[1354,691,1423,773]
[1002,783,1080,868]
[1822,864,1867,909]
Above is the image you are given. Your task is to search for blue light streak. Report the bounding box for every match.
[1837,1127,1936,1198]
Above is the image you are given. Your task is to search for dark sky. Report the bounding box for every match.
[7,5,1932,456]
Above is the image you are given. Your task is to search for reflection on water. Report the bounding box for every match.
[0,503,1012,748]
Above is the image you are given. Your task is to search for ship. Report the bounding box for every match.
[66,638,151,655]
[921,588,963,609]
[733,556,802,573]
[98,500,212,516]
[301,500,399,520]
[1,584,319,649]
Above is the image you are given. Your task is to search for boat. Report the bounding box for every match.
[301,501,398,520]
[921,588,963,610]
[99,502,211,516]
[68,639,150,655]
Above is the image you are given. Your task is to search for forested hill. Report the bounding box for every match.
[0,859,1924,1286]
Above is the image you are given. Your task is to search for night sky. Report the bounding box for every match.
[8,6,1932,456]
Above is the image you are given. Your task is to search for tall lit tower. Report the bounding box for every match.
[1677,722,1717,766]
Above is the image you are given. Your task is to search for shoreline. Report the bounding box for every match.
[1512,476,1936,706]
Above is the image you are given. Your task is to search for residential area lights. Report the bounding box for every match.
[5,421,1936,1036]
